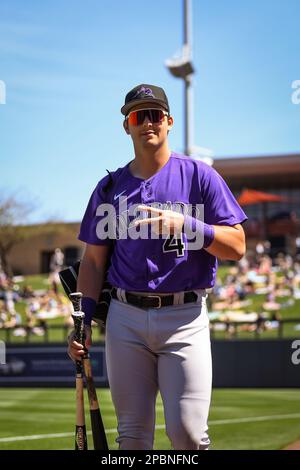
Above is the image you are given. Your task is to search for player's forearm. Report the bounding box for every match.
[205,225,246,261]
[77,257,106,301]
[77,257,106,325]
[184,215,246,261]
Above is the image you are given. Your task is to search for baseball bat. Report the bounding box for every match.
[70,294,88,450]
[82,352,109,450]
[70,292,108,450]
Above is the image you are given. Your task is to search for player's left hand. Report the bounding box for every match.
[134,204,184,235]
[67,325,92,362]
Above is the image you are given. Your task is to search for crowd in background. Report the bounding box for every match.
[0,249,73,338]
[208,242,300,336]
[1,243,300,339]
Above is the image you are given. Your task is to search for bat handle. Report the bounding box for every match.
[72,311,85,344]
[70,292,83,313]
[70,295,88,450]
[70,292,85,345]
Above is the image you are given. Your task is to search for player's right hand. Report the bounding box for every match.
[67,325,92,362]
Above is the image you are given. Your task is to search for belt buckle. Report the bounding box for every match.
[147,295,162,308]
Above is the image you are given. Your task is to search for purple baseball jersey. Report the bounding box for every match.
[78,153,247,292]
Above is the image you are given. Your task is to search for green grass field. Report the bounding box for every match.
[0,388,300,450]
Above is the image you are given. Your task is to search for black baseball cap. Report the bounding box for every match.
[121,84,170,116]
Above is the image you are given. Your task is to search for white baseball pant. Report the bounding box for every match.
[105,291,212,450]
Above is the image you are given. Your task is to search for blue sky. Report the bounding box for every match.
[0,0,299,223]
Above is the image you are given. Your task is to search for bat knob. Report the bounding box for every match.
[70,292,83,312]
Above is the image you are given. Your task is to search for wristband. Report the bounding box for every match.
[82,296,97,325]
[184,215,215,248]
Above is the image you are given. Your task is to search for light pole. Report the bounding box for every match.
[165,0,214,165]
[165,0,194,156]
[183,0,193,157]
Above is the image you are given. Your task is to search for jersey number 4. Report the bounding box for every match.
[163,234,185,257]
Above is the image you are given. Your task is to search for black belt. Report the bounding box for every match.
[111,287,199,309]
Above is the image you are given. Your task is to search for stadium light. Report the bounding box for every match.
[165,0,214,165]
[165,0,194,156]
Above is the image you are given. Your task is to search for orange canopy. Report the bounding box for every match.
[237,189,287,206]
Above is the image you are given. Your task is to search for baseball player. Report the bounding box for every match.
[68,84,248,450]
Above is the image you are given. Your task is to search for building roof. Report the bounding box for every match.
[212,153,300,189]
[213,153,300,177]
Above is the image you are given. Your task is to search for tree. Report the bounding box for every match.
[0,192,70,277]
[0,193,36,277]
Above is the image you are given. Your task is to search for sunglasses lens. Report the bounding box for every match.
[128,109,165,126]
[148,110,163,123]
[128,111,139,126]
[136,110,147,125]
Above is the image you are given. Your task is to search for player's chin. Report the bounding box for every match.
[140,135,160,147]
[143,141,157,148]
[140,134,157,141]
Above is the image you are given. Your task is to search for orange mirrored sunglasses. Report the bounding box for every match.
[126,108,168,126]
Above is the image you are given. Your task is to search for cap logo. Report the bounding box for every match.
[133,86,155,99]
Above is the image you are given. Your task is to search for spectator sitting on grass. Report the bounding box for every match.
[3,310,22,329]
[21,284,34,299]
[25,296,46,336]
[265,311,282,330]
